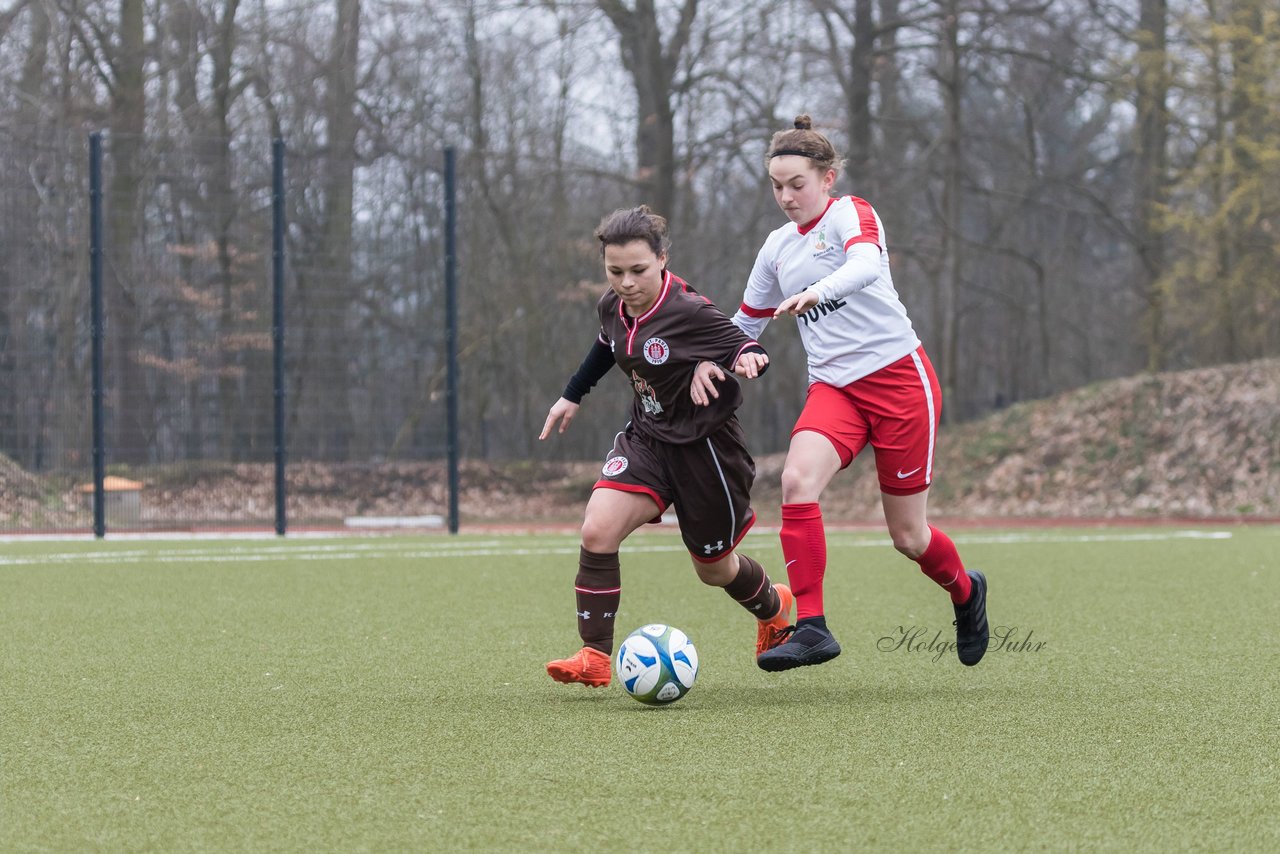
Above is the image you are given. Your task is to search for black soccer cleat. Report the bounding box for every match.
[756,617,842,671]
[952,569,989,666]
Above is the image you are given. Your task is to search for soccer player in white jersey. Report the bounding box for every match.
[701,115,990,670]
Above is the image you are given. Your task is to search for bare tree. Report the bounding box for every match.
[806,0,878,187]
[289,0,361,459]
[103,0,151,462]
[594,0,698,219]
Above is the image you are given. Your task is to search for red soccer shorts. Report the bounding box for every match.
[791,346,941,495]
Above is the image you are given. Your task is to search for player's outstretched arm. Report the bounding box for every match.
[733,351,769,379]
[690,361,725,407]
[774,289,821,317]
[539,397,580,440]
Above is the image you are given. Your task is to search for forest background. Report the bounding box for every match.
[0,0,1276,522]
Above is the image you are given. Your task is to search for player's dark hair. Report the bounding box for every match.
[594,205,670,259]
[766,114,845,176]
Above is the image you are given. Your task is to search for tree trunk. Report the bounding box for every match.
[3,0,51,469]
[1135,0,1168,371]
[1223,0,1264,361]
[935,2,963,421]
[846,0,874,188]
[308,0,360,458]
[210,0,246,459]
[107,0,150,463]
[596,0,696,220]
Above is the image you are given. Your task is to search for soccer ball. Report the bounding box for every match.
[614,624,699,706]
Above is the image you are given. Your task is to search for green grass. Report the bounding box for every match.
[3,526,1278,852]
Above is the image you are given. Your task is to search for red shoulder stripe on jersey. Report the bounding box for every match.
[846,196,881,248]
[843,235,879,250]
[739,303,774,318]
[670,271,711,304]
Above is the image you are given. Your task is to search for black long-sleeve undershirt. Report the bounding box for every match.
[562,339,616,404]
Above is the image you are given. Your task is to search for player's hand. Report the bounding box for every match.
[774,289,821,317]
[690,361,724,407]
[733,351,769,379]
[539,397,579,440]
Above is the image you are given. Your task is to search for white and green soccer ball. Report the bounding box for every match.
[614,624,699,706]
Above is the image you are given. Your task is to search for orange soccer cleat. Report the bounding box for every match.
[756,583,795,658]
[546,646,612,687]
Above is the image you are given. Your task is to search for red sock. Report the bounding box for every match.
[780,502,827,620]
[914,525,971,604]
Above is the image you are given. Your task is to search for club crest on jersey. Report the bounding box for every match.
[602,455,629,477]
[642,337,670,365]
[812,226,837,257]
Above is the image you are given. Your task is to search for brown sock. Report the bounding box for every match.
[722,554,780,620]
[575,547,621,654]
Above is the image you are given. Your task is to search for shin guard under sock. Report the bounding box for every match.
[722,554,781,619]
[914,525,972,605]
[575,547,621,654]
[780,502,827,621]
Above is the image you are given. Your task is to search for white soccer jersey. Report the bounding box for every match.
[733,195,920,387]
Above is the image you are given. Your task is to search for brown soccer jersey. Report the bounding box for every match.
[597,271,763,445]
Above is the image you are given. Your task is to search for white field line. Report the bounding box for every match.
[942,530,1234,544]
[0,530,363,543]
[0,529,1235,567]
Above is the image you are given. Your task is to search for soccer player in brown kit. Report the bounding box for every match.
[541,205,795,687]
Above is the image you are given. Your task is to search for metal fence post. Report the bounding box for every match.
[444,147,459,535]
[89,132,106,539]
[273,138,288,536]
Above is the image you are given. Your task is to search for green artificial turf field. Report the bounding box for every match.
[3,526,1278,851]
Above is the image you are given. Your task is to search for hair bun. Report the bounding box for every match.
[793,114,813,130]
